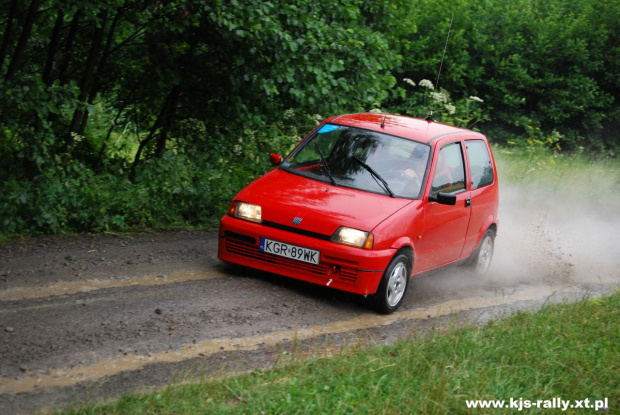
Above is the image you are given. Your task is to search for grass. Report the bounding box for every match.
[494,143,620,192]
[59,291,619,414]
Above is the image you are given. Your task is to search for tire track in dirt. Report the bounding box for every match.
[0,284,574,395]
[0,268,226,302]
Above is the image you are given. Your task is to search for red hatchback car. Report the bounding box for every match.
[218,113,499,313]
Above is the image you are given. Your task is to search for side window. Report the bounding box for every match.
[466,140,494,189]
[431,142,466,197]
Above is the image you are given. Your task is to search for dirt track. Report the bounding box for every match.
[1,183,619,415]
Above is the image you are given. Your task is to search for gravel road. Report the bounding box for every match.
[1,187,619,415]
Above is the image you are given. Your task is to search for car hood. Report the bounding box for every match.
[235,168,413,236]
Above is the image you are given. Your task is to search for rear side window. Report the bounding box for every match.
[466,140,494,189]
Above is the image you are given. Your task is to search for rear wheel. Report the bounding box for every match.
[469,230,495,275]
[372,253,410,314]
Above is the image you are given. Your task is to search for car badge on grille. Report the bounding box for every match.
[292,217,303,225]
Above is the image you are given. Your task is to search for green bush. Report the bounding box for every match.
[0,122,301,236]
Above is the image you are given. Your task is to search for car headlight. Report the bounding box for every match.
[331,227,374,249]
[229,201,262,223]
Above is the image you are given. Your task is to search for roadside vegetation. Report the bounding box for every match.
[1,0,619,237]
[57,291,619,414]
[496,139,620,193]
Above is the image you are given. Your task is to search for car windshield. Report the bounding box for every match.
[281,124,431,198]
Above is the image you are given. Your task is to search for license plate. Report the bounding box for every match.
[259,238,320,265]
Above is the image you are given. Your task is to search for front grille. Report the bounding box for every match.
[262,220,331,241]
[339,267,358,283]
[224,230,256,245]
[224,237,358,283]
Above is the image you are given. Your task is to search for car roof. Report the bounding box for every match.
[324,113,482,144]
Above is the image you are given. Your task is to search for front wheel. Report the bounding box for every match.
[372,253,411,314]
[469,230,495,275]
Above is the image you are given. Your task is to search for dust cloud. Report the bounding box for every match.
[411,170,620,304]
[490,179,620,289]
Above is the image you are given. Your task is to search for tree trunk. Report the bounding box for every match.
[79,8,124,137]
[42,9,65,86]
[67,11,106,149]
[4,0,41,81]
[57,11,80,85]
[155,87,182,158]
[129,86,181,182]
[0,0,19,76]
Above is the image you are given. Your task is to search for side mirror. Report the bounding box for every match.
[269,153,283,166]
[429,192,457,205]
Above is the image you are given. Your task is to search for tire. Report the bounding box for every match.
[372,253,411,314]
[469,230,495,275]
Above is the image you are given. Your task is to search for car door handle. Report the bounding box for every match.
[465,198,471,207]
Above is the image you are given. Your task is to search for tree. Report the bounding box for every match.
[386,0,619,150]
[0,0,401,180]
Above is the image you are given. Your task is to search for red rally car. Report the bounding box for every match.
[218,113,499,313]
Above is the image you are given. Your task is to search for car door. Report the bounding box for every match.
[461,138,499,257]
[416,139,472,272]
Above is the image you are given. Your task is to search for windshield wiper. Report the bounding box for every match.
[352,156,395,197]
[314,142,337,186]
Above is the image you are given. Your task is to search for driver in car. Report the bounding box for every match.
[402,146,428,195]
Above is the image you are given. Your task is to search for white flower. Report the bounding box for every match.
[430,91,448,103]
[419,79,435,90]
[469,96,484,103]
[403,78,416,87]
[445,104,456,115]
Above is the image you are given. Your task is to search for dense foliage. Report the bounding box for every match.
[390,0,620,152]
[1,0,619,235]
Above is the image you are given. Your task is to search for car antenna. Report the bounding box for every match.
[426,14,454,122]
[380,113,387,128]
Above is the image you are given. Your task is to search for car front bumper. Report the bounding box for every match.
[218,215,395,296]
